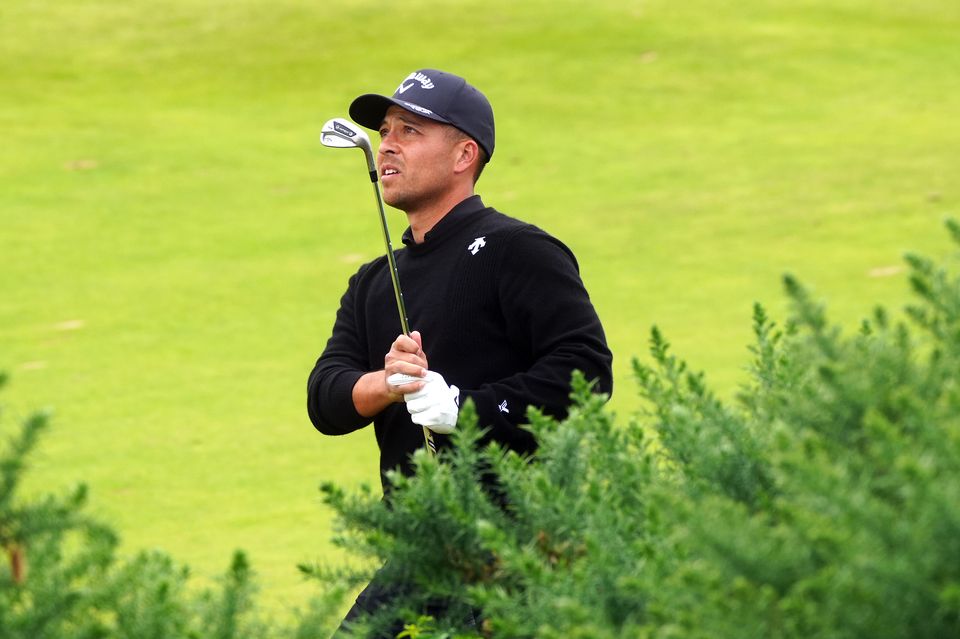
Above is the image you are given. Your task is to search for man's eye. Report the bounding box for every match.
[404,126,417,134]
[378,129,388,138]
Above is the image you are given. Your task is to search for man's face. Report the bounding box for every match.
[376,106,464,212]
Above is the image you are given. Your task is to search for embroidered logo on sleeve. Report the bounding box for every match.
[498,400,509,413]
[467,237,487,255]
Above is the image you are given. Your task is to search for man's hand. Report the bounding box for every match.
[383,331,429,397]
[352,332,428,418]
[392,371,460,434]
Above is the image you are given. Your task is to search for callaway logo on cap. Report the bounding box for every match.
[397,71,435,93]
[349,68,496,162]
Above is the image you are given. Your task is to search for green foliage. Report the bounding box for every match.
[0,391,117,638]
[0,379,341,638]
[315,219,960,638]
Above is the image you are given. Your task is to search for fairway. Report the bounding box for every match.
[2,0,958,613]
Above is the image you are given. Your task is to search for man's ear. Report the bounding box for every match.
[453,139,480,177]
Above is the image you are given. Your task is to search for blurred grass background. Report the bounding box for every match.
[1,0,958,612]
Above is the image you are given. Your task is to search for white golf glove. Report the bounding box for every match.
[389,371,460,434]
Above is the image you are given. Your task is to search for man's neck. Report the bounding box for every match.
[406,188,474,244]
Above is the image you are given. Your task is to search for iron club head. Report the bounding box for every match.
[320,117,376,176]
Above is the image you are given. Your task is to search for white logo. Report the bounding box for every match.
[498,400,509,414]
[399,100,434,116]
[467,237,486,255]
[396,72,435,94]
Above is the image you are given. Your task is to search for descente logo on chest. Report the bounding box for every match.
[467,237,487,255]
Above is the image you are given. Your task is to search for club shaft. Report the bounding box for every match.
[368,173,437,456]
[369,175,410,336]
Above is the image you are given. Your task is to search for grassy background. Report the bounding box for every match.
[2,0,958,613]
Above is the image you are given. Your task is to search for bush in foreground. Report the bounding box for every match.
[314,220,960,638]
[0,374,341,639]
[4,220,958,638]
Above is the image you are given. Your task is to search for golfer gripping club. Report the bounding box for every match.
[320,117,438,455]
[309,69,611,632]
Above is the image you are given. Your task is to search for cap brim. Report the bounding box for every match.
[349,93,452,131]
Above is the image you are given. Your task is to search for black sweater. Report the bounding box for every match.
[307,196,612,489]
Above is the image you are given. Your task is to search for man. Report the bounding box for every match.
[307,68,612,632]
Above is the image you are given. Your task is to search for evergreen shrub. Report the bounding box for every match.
[315,220,960,638]
[0,375,339,639]
[4,219,959,638]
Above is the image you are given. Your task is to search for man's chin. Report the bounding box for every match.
[383,191,414,213]
[383,195,405,212]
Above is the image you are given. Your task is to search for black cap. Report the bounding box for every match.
[349,69,495,162]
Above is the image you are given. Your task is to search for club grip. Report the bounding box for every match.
[387,373,421,386]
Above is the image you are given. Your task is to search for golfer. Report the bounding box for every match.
[307,68,612,632]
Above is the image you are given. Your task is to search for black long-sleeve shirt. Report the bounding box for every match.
[308,195,612,490]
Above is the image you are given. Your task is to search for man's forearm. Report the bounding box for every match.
[352,370,401,418]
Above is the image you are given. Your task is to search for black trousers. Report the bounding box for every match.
[334,573,478,638]
[335,578,406,638]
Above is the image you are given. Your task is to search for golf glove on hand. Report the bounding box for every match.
[399,371,460,434]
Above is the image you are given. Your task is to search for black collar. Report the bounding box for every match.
[401,195,488,250]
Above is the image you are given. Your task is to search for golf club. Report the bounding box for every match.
[320,117,437,455]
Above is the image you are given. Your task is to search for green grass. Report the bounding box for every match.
[2,0,958,613]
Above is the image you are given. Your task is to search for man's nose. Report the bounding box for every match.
[377,131,398,155]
